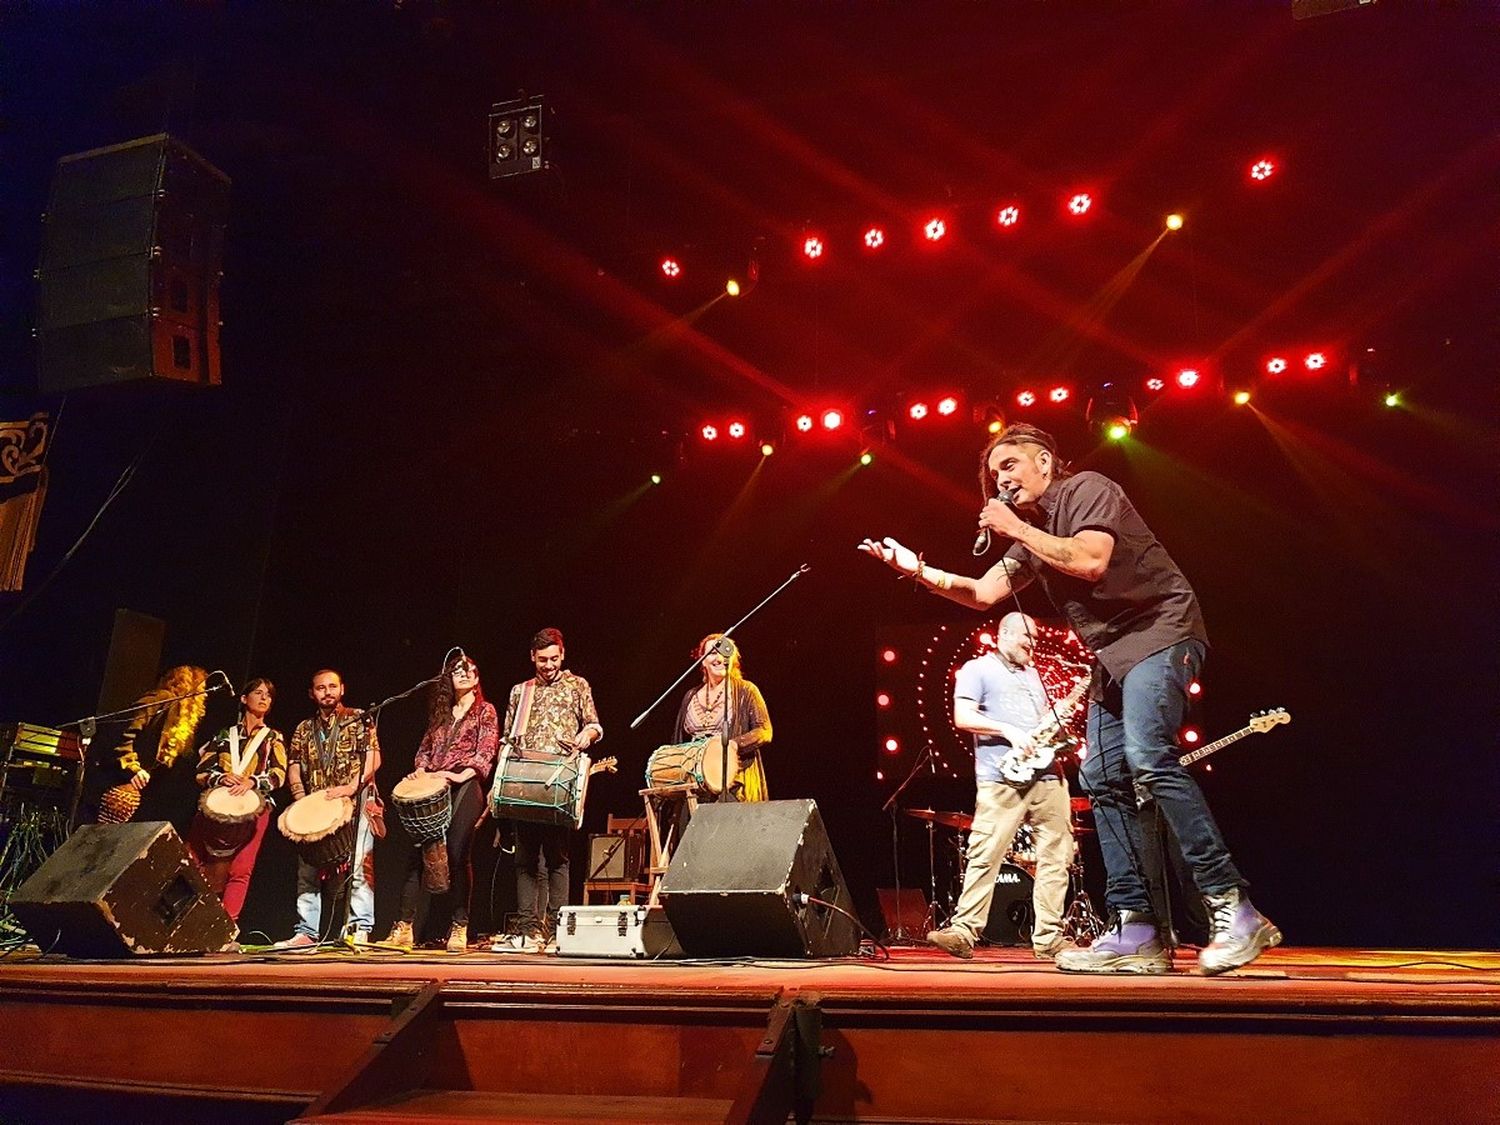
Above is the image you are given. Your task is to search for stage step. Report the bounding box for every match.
[300,1089,736,1123]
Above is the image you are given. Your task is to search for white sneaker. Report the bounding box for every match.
[490,933,532,952]
[344,929,371,947]
[272,933,316,950]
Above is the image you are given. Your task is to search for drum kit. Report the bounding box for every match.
[902,795,1104,942]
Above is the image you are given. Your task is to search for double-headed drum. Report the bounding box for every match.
[391,772,452,844]
[198,786,266,858]
[645,734,735,797]
[489,748,591,829]
[277,791,355,874]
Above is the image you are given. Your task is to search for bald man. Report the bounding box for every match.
[927,612,1076,960]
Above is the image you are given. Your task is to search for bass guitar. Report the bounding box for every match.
[1178,708,1290,767]
[997,677,1090,786]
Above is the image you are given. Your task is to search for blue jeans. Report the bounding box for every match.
[1080,639,1244,914]
[294,815,375,937]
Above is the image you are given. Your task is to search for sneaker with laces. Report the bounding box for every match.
[1055,911,1171,974]
[926,927,975,960]
[384,920,414,950]
[272,933,317,950]
[1032,937,1073,961]
[490,933,532,953]
[1198,888,1281,975]
[446,922,469,954]
[344,929,371,948]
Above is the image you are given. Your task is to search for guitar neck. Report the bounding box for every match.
[1178,726,1253,767]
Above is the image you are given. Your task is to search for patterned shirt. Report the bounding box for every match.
[502,671,602,757]
[415,700,501,777]
[288,706,380,793]
[195,723,289,794]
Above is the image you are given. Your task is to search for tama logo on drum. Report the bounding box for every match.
[994,871,1022,884]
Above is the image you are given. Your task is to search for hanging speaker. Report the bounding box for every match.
[660,799,860,958]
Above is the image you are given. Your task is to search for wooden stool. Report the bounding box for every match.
[640,784,698,906]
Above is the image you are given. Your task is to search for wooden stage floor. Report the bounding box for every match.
[1,944,1497,1123]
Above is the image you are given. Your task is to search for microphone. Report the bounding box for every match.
[972,487,1017,556]
[208,670,235,694]
[714,636,735,658]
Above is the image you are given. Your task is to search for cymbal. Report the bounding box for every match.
[904,808,973,831]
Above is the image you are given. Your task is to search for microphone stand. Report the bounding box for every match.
[631,565,810,807]
[881,741,938,941]
[58,672,234,833]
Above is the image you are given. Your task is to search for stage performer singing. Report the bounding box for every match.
[673,633,772,803]
[186,677,287,927]
[277,669,382,948]
[385,652,499,954]
[927,612,1076,961]
[495,628,603,951]
[860,423,1278,975]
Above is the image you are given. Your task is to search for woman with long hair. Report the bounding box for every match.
[673,633,773,802]
[386,652,498,952]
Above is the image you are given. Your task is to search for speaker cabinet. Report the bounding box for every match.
[982,863,1036,945]
[660,799,859,958]
[10,821,235,957]
[36,134,229,393]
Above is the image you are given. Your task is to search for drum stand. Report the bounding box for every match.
[1061,852,1105,945]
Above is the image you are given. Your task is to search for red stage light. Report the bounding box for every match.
[802,236,824,260]
[1304,351,1327,371]
[923,217,947,241]
[1266,356,1288,375]
[863,227,886,250]
[978,631,994,648]
[660,258,682,278]
[1249,158,1276,182]
[884,737,901,753]
[1049,386,1071,403]
[876,692,892,710]
[1176,368,1201,389]
[880,647,898,664]
[822,409,844,431]
[1145,377,1166,392]
[1181,727,1201,745]
[936,396,959,416]
[996,205,1021,228]
[908,402,929,421]
[795,413,814,432]
[1017,390,1037,407]
[1067,192,1093,216]
[727,421,747,439]
[1188,680,1203,697]
[701,424,719,441]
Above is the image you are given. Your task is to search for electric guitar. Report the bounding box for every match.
[1177,708,1290,767]
[997,678,1090,786]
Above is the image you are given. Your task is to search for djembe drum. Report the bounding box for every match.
[277,792,355,879]
[392,771,453,893]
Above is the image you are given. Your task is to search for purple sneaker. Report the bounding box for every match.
[1055,911,1171,974]
[1198,888,1281,975]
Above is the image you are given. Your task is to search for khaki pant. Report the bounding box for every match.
[948,777,1073,950]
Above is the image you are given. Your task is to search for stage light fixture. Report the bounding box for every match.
[1086,382,1139,439]
[650,473,663,486]
[1250,158,1276,182]
[1175,368,1201,389]
[701,424,719,441]
[1105,420,1131,441]
[1017,390,1037,407]
[988,419,1003,434]
[1048,386,1071,403]
[876,692,892,709]
[802,236,824,260]
[936,396,959,416]
[795,413,814,433]
[884,737,901,753]
[996,205,1020,228]
[660,258,681,279]
[1165,213,1184,231]
[1145,377,1166,392]
[1384,392,1400,408]
[1067,192,1092,216]
[1181,727,1201,745]
[822,409,844,431]
[863,227,885,249]
[725,278,742,297]
[881,647,898,664]
[1266,356,1288,375]
[760,441,775,456]
[488,95,546,180]
[908,402,929,421]
[1233,390,1252,405]
[1188,680,1203,696]
[1304,351,1327,371]
[727,421,747,439]
[859,451,874,466]
[923,217,947,241]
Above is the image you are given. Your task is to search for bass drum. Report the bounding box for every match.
[644,734,735,797]
[489,748,591,829]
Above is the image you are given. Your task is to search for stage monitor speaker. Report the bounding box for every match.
[587,832,648,882]
[659,799,860,958]
[10,821,235,957]
[982,863,1035,946]
[36,133,229,393]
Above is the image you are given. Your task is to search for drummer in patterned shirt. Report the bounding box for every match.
[185,677,288,927]
[276,669,383,948]
[496,628,603,951]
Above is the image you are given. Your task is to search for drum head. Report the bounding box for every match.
[280,792,351,839]
[201,787,264,821]
[393,772,448,801]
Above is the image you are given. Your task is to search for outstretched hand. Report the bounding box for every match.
[858,537,921,577]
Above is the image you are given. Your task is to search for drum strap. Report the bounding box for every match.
[227,726,271,777]
[510,680,536,747]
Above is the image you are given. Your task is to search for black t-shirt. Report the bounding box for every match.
[1004,471,1207,682]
